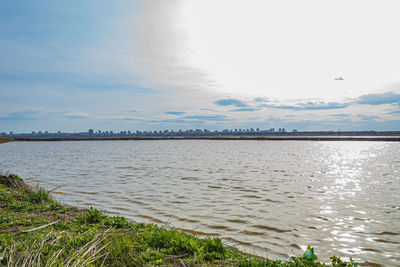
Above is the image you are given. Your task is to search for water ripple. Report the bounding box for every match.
[1,140,399,265]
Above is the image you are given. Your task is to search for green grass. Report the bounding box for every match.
[0,137,12,144]
[0,174,357,266]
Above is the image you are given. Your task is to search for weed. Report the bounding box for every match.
[8,174,23,182]
[49,201,61,211]
[104,216,129,228]
[27,185,52,204]
[87,207,105,223]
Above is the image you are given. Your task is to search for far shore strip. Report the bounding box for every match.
[10,136,400,142]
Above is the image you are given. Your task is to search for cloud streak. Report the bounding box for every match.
[356,92,400,105]
[214,99,247,107]
[231,108,257,112]
[184,114,229,121]
[262,102,349,111]
[165,111,185,115]
[63,112,91,120]
[0,111,39,122]
[226,92,400,112]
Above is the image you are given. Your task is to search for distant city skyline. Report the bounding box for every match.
[2,127,288,138]
[1,1,400,132]
[3,127,400,138]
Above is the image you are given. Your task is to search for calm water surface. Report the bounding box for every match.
[0,140,399,265]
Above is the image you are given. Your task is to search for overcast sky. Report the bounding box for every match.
[1,0,400,132]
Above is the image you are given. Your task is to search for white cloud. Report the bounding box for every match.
[133,0,400,100]
[131,0,218,93]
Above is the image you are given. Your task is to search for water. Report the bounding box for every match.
[0,140,399,265]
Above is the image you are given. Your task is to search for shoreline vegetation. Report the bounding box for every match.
[5,136,400,142]
[0,174,358,266]
[0,138,13,144]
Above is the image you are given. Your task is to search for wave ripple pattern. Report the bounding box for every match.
[0,140,399,265]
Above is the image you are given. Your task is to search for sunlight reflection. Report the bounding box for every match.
[317,142,386,202]
[313,142,394,263]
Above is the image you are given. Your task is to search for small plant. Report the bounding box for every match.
[9,174,23,181]
[27,185,52,204]
[49,201,61,210]
[331,255,358,266]
[104,216,129,228]
[304,245,318,261]
[81,207,106,224]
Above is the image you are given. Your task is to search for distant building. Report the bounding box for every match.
[88,129,94,135]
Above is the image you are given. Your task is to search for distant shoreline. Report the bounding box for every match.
[0,137,13,144]
[10,136,400,142]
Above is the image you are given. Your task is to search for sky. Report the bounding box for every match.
[1,0,400,133]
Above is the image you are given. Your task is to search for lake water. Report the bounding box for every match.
[0,140,399,265]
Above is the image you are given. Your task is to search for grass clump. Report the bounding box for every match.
[78,206,107,224]
[8,174,23,182]
[27,185,53,204]
[0,174,358,266]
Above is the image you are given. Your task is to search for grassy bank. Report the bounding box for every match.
[0,137,12,144]
[0,174,356,266]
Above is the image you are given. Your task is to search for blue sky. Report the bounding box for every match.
[1,0,400,132]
